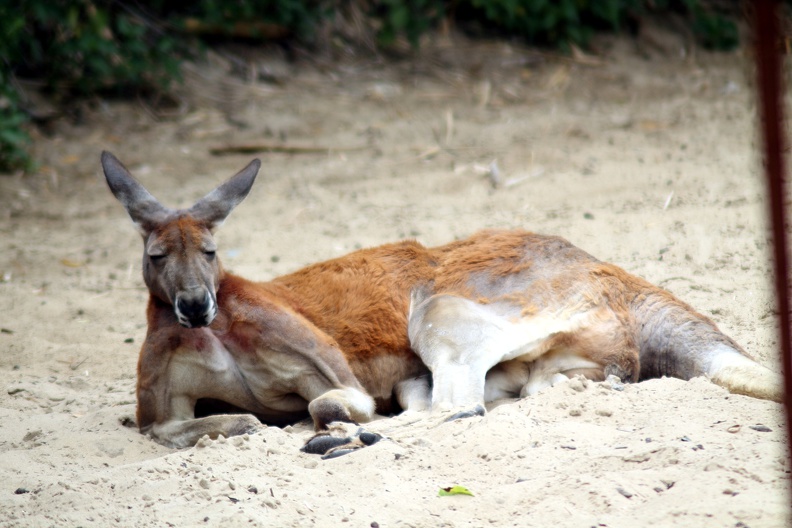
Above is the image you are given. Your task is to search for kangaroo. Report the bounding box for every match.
[102,152,781,451]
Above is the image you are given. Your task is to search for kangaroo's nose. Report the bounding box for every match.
[175,289,216,328]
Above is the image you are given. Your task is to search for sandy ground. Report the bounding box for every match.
[0,30,789,527]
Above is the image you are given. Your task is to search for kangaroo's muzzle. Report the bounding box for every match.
[175,289,217,328]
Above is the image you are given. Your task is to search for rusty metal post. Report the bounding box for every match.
[753,0,792,478]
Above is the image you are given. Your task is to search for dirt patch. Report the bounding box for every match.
[0,30,788,527]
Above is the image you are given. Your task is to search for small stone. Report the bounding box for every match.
[623,453,650,463]
[603,374,625,391]
[616,487,633,499]
[749,425,772,433]
[14,488,29,495]
[595,409,613,417]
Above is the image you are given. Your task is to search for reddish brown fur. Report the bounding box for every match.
[134,227,731,429]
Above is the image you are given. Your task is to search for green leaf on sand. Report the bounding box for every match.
[438,485,474,497]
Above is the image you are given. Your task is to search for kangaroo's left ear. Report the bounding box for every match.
[189,159,261,230]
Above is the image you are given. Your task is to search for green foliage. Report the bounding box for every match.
[691,12,738,51]
[152,0,326,37]
[463,0,643,48]
[10,2,187,96]
[0,74,32,173]
[649,0,739,51]
[0,0,743,173]
[1,1,192,172]
[0,0,334,172]
[373,0,446,46]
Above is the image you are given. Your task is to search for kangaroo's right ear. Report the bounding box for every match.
[101,151,170,235]
[189,158,260,231]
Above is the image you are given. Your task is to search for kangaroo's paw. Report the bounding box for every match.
[301,423,383,459]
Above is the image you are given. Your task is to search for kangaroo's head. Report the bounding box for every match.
[101,151,260,328]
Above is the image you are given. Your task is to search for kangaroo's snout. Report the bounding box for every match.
[175,289,216,328]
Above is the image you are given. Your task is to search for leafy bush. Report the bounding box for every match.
[461,0,643,49]
[0,0,743,173]
[0,75,32,172]
[372,0,446,46]
[0,0,334,172]
[1,1,192,172]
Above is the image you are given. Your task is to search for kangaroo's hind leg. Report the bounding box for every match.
[408,293,587,415]
[516,309,641,397]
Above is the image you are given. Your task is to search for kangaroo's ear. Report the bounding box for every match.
[189,159,260,230]
[101,151,170,235]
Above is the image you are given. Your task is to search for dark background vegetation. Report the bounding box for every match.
[0,0,744,172]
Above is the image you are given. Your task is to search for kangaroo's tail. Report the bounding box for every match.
[629,280,782,402]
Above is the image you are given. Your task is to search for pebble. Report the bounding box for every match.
[603,374,625,391]
[616,487,633,499]
[749,424,772,433]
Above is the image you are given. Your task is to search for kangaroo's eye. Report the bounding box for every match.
[150,254,166,262]
[204,251,216,260]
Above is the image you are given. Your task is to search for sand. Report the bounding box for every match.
[0,30,789,527]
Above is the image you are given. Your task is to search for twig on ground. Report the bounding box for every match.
[210,142,369,155]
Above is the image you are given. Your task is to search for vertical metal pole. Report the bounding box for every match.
[753,0,792,476]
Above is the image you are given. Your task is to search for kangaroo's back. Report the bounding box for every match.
[272,240,435,358]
